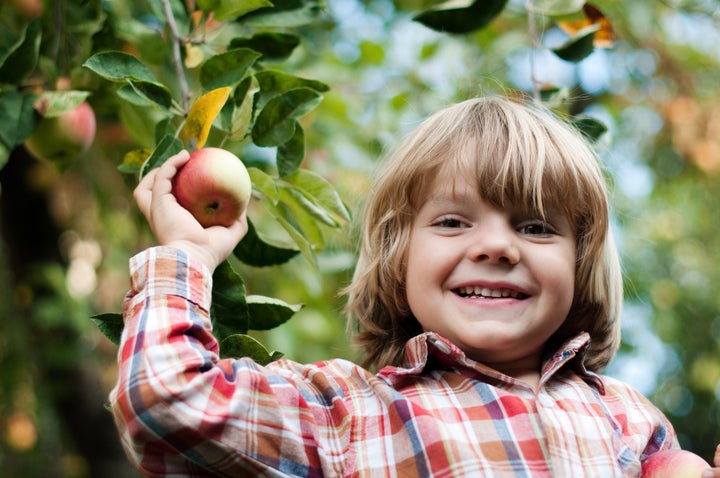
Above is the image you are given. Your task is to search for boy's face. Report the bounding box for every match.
[405,175,577,376]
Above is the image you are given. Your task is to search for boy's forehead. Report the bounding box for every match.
[419,167,569,216]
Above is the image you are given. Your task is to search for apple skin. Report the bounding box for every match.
[24,102,96,165]
[172,148,252,228]
[8,0,43,19]
[641,449,710,478]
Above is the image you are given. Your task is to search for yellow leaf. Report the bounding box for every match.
[556,3,614,48]
[181,87,232,149]
[122,148,152,171]
[184,44,204,68]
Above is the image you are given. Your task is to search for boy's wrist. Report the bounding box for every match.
[164,241,221,272]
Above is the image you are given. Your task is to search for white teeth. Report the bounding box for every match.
[457,286,521,298]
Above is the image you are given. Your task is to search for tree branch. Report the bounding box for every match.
[162,0,191,113]
[525,0,541,103]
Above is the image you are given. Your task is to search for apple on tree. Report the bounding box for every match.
[24,101,96,166]
[7,0,43,19]
[172,147,252,228]
[642,449,711,478]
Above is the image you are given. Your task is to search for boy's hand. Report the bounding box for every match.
[134,150,248,271]
[699,445,720,478]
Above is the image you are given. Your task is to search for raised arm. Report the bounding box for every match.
[110,152,351,476]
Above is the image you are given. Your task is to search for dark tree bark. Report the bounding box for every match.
[0,147,139,478]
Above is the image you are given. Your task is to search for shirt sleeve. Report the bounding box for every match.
[599,375,680,465]
[109,246,351,477]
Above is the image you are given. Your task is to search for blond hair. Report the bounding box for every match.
[344,96,622,372]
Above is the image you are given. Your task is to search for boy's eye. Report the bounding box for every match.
[518,221,553,235]
[432,217,465,228]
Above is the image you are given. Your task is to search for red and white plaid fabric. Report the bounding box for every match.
[111,246,677,477]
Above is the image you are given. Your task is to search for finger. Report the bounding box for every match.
[714,444,720,467]
[166,149,191,167]
[152,150,190,196]
[222,211,249,240]
[133,167,159,217]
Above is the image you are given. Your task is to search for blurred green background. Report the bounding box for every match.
[1,0,720,476]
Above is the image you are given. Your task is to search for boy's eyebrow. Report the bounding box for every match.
[420,192,474,209]
[425,183,476,202]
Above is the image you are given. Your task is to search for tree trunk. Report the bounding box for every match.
[0,148,139,477]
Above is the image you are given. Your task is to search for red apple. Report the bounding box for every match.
[24,102,96,165]
[172,147,252,228]
[8,0,43,19]
[642,449,710,478]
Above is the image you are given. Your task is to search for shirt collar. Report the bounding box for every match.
[377,332,605,393]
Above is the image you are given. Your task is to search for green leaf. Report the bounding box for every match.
[248,166,280,203]
[277,123,305,177]
[552,24,599,62]
[127,81,173,110]
[0,90,39,148]
[266,206,318,268]
[284,169,351,224]
[0,18,41,84]
[0,142,9,170]
[83,51,172,109]
[532,0,585,16]
[571,115,607,143]
[252,88,323,147]
[116,84,155,107]
[199,48,262,90]
[255,70,330,96]
[233,218,299,267]
[118,101,166,149]
[219,334,283,364]
[83,51,157,83]
[237,0,325,27]
[280,185,338,229]
[197,0,274,21]
[35,91,90,118]
[211,260,250,342]
[112,17,168,65]
[247,295,302,330]
[228,76,259,141]
[90,313,124,345]
[414,0,508,34]
[139,134,184,179]
[154,118,174,144]
[539,86,570,108]
[229,32,301,61]
[276,188,326,252]
[0,27,17,67]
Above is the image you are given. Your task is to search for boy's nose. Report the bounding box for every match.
[466,223,520,265]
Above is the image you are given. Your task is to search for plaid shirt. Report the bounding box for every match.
[111,247,677,477]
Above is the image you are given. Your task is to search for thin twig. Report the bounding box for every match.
[526,0,541,103]
[161,0,191,113]
[51,0,62,72]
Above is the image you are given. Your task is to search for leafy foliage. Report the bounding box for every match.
[80,1,348,359]
[2,0,720,473]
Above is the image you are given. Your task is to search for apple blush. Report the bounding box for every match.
[172,147,252,228]
[641,449,711,478]
[24,101,96,165]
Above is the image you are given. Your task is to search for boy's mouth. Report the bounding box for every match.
[453,286,529,299]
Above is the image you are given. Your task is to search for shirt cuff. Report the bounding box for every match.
[128,246,213,311]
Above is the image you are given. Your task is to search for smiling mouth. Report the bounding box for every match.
[453,286,529,299]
